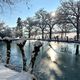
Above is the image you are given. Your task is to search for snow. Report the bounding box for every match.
[3,37,12,41]
[0,37,2,40]
[17,37,26,45]
[0,64,36,80]
[34,41,42,47]
[8,71,35,80]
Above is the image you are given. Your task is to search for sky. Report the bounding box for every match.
[0,0,60,27]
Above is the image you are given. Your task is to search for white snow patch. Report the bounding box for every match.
[0,37,2,40]
[3,37,12,41]
[0,64,36,80]
[17,37,26,45]
[34,41,42,47]
[8,71,35,80]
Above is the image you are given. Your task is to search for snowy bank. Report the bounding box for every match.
[0,64,36,80]
[3,37,12,41]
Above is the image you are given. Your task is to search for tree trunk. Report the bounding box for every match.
[49,28,52,39]
[21,48,26,71]
[20,29,23,37]
[65,31,66,38]
[76,14,79,41]
[42,29,44,39]
[61,32,63,40]
[77,29,79,41]
[6,42,11,64]
[29,30,31,38]
[17,40,26,71]
[30,43,42,73]
[6,41,12,64]
[75,45,79,55]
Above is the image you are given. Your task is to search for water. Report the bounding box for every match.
[33,42,80,80]
[0,40,34,70]
[0,40,80,80]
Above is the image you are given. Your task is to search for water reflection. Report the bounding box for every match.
[0,41,6,63]
[33,42,80,80]
[10,41,22,67]
[0,41,80,80]
[75,45,79,55]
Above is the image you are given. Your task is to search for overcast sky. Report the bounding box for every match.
[0,0,60,27]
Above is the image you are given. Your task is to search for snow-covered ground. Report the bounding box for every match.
[0,64,36,80]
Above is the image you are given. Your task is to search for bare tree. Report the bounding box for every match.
[0,21,5,31]
[23,17,35,38]
[16,17,23,37]
[35,9,48,39]
[0,0,30,12]
[0,0,30,5]
[57,23,73,39]
[45,13,57,39]
[56,0,80,41]
[0,22,12,37]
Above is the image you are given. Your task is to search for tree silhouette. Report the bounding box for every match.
[16,17,23,37]
[56,0,80,41]
[0,0,31,12]
[45,13,57,39]
[35,9,48,39]
[23,17,35,38]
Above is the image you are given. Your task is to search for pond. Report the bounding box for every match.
[0,40,80,80]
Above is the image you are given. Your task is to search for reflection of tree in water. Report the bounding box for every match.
[73,43,80,55]
[33,42,80,80]
[60,45,72,54]
[33,42,50,80]
[34,71,49,80]
[30,41,42,73]
[33,42,61,80]
[75,45,79,55]
[0,42,4,62]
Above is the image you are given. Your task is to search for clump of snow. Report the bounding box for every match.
[17,37,26,45]
[3,37,12,41]
[0,37,2,40]
[17,40,25,45]
[16,37,20,39]
[34,41,42,47]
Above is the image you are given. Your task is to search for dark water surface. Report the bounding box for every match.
[0,40,80,80]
